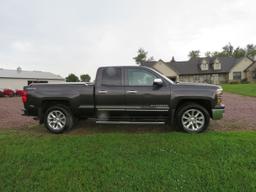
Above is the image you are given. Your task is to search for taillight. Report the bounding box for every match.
[21,91,28,104]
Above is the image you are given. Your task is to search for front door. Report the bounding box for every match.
[124,67,171,121]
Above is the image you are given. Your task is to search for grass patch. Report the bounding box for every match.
[1,131,256,191]
[222,83,256,97]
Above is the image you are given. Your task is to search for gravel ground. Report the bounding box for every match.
[210,93,256,131]
[0,93,256,132]
[0,97,35,129]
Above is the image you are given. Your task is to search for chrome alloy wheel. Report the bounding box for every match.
[47,110,67,130]
[181,109,205,131]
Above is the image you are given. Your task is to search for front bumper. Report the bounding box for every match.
[212,106,225,120]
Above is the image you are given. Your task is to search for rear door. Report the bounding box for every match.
[124,67,171,121]
[95,67,126,120]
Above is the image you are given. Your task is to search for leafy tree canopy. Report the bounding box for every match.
[204,43,256,59]
[188,50,200,59]
[133,48,154,65]
[66,73,80,82]
[133,48,148,65]
[80,74,91,82]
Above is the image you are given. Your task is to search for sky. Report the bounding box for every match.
[0,0,256,79]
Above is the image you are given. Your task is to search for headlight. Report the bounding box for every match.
[215,88,223,106]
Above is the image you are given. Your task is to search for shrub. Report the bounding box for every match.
[229,81,240,84]
[241,78,249,84]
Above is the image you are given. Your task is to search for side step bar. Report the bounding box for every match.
[96,121,165,125]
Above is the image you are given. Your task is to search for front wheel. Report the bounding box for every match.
[176,103,210,133]
[44,105,74,134]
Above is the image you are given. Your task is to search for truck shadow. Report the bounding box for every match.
[21,120,232,135]
[69,119,175,134]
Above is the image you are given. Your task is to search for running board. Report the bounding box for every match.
[96,121,165,125]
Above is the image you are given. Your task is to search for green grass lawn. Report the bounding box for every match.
[222,83,256,97]
[1,131,256,192]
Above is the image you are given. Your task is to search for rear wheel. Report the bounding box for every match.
[44,105,74,134]
[176,103,209,133]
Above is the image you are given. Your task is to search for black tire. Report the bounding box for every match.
[44,105,74,134]
[176,103,210,133]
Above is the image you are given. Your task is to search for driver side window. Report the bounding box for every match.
[127,68,156,86]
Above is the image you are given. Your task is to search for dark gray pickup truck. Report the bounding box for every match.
[22,66,224,133]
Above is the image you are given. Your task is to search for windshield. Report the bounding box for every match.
[144,67,174,84]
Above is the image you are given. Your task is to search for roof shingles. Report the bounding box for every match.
[142,57,244,75]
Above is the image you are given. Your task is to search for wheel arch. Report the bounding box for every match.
[174,98,213,118]
[39,100,72,124]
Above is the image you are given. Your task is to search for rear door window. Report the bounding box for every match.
[102,67,122,86]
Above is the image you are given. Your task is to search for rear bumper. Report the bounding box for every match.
[212,106,225,120]
[23,107,38,116]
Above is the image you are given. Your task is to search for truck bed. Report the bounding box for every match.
[24,83,95,117]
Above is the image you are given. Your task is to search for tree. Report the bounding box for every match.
[211,51,221,57]
[233,47,246,58]
[133,48,148,65]
[246,44,256,58]
[188,50,200,59]
[205,51,212,57]
[80,74,91,82]
[188,43,256,60]
[66,73,79,82]
[222,43,234,56]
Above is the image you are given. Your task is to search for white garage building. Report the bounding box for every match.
[0,67,65,90]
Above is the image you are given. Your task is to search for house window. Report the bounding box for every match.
[193,75,200,82]
[200,60,208,71]
[211,74,219,84]
[212,74,218,79]
[213,60,221,70]
[253,70,256,80]
[28,81,48,85]
[168,76,177,82]
[233,72,242,80]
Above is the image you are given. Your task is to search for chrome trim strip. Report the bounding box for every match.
[97,109,168,112]
[78,105,94,109]
[97,108,126,111]
[96,121,165,125]
[96,105,169,111]
[97,105,169,109]
[126,109,168,112]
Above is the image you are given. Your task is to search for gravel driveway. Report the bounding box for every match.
[0,93,256,131]
[0,97,35,129]
[210,93,256,131]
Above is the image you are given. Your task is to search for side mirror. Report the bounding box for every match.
[153,78,163,87]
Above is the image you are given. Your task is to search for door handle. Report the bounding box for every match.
[126,90,137,94]
[98,90,108,94]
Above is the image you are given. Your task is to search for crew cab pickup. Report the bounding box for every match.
[22,66,224,133]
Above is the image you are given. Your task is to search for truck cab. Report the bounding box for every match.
[95,66,172,122]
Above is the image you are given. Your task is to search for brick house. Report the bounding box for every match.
[142,57,256,84]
